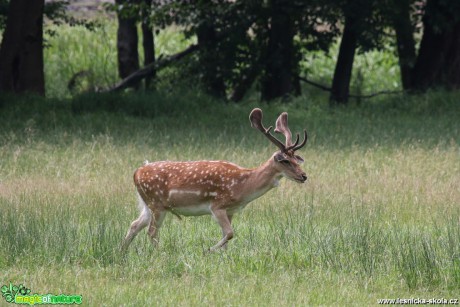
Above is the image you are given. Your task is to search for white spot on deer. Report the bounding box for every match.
[168,189,202,199]
[209,192,218,197]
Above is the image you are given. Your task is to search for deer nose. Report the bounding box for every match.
[301,174,307,182]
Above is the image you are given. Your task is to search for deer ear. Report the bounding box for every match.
[294,155,304,164]
[274,152,288,162]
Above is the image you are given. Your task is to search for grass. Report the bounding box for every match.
[1,15,459,305]
[0,90,459,305]
[44,21,194,98]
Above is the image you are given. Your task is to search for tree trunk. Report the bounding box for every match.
[141,0,155,89]
[442,22,460,88]
[197,21,226,99]
[116,0,140,84]
[230,65,259,102]
[330,16,358,105]
[393,0,416,90]
[410,0,460,90]
[0,0,45,95]
[261,0,300,101]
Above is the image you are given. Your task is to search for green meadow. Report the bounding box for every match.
[0,22,459,305]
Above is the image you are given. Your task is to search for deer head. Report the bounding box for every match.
[250,108,308,183]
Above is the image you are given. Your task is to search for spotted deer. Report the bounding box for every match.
[121,108,308,252]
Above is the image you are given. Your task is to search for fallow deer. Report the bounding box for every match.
[121,108,308,252]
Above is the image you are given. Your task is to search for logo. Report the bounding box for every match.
[1,282,82,305]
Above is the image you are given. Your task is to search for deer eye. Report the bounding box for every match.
[280,159,290,165]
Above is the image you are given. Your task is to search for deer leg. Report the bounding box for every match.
[210,208,233,252]
[121,203,151,252]
[147,210,166,247]
[221,214,233,250]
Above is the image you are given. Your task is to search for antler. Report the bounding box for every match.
[250,108,308,152]
[275,112,308,151]
[275,112,301,150]
[249,108,286,152]
[292,130,308,151]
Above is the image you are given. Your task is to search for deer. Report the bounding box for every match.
[121,108,308,252]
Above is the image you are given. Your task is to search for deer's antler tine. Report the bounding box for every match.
[286,133,300,151]
[275,112,293,147]
[250,108,286,152]
[292,130,308,151]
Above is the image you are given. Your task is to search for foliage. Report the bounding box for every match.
[104,0,345,98]
[0,0,98,32]
[107,0,418,100]
[0,0,7,30]
[44,0,100,32]
[42,19,406,100]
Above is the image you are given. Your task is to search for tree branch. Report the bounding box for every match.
[297,75,402,99]
[106,43,199,92]
[297,75,332,91]
[348,90,402,99]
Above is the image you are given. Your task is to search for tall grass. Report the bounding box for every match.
[0,90,459,304]
[44,21,194,98]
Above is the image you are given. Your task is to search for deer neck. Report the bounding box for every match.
[239,157,281,203]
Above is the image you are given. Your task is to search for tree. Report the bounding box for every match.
[329,15,358,104]
[410,0,460,90]
[115,0,140,82]
[111,0,160,89]
[329,0,384,105]
[0,0,45,95]
[141,0,155,88]
[196,19,226,99]
[260,0,300,101]
[391,0,417,90]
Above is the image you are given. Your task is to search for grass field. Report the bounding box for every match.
[0,15,459,306]
[0,90,459,305]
